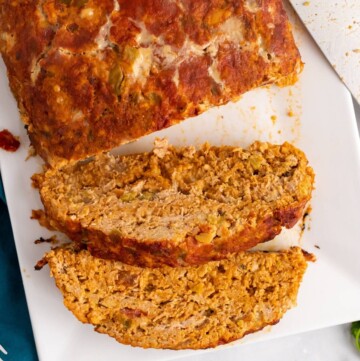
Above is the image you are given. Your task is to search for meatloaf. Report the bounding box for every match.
[0,0,302,166]
[33,140,314,267]
[44,245,310,349]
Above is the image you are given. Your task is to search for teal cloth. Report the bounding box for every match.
[0,176,38,361]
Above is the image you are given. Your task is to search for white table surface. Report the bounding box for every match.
[177,98,360,361]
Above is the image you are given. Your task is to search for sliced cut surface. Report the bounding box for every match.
[45,246,310,350]
[33,141,315,267]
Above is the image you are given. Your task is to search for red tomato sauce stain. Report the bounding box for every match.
[0,129,20,152]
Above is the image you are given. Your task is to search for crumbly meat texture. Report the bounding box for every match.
[33,141,315,267]
[0,0,302,166]
[45,246,309,350]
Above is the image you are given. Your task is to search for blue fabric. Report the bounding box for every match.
[0,179,5,203]
[0,177,38,361]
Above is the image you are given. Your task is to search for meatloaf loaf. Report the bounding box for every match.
[33,140,314,267]
[0,0,302,166]
[44,245,310,349]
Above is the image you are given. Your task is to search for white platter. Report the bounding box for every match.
[1,6,360,361]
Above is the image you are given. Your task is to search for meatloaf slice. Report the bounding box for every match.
[0,0,302,166]
[44,245,310,350]
[33,140,314,267]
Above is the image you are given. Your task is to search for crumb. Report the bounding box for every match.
[31,209,56,231]
[34,258,48,271]
[34,235,59,245]
[303,1,310,6]
[287,110,294,117]
[353,49,360,53]
[314,245,320,249]
[301,249,316,262]
[270,115,277,124]
[300,206,312,235]
[25,145,37,160]
[305,205,312,215]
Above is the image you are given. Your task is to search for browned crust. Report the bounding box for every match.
[39,200,308,267]
[0,0,302,166]
[301,249,316,262]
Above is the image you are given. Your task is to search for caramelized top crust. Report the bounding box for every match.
[0,0,302,166]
